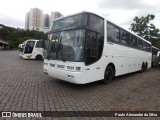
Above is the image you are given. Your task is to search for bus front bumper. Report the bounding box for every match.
[21,54,34,59]
[44,67,85,84]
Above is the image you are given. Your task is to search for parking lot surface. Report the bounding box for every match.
[0,50,160,120]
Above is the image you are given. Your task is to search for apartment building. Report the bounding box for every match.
[25,8,63,32]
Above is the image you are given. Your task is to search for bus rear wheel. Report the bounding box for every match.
[144,62,148,71]
[103,65,114,84]
[140,63,145,72]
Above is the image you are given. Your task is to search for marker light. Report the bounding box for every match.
[76,67,81,71]
[70,67,74,70]
[67,66,71,70]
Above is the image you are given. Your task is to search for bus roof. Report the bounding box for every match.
[53,11,86,21]
[152,46,160,50]
[51,11,151,45]
[26,39,39,42]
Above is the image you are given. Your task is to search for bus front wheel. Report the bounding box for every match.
[103,65,114,84]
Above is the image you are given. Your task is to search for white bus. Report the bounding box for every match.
[151,46,160,67]
[20,39,45,60]
[43,11,152,84]
[18,41,26,54]
[158,51,160,67]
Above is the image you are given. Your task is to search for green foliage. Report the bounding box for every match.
[0,24,47,48]
[130,14,160,48]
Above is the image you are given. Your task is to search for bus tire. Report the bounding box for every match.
[103,65,114,84]
[151,61,153,68]
[144,62,148,71]
[140,63,145,73]
[36,55,43,60]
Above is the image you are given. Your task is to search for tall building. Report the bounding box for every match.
[25,8,63,32]
[50,12,63,27]
[29,8,43,31]
[43,14,50,33]
[44,14,50,28]
[25,8,43,31]
[25,12,30,30]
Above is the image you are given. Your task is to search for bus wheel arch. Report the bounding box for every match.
[103,63,115,84]
[145,62,148,71]
[35,54,43,60]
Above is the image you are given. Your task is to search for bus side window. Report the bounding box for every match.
[115,28,120,42]
[107,23,114,42]
[142,41,147,51]
[146,43,151,52]
[130,35,137,47]
[120,30,130,45]
[36,41,43,48]
[107,22,120,43]
[89,14,104,34]
[137,39,143,49]
[149,45,152,52]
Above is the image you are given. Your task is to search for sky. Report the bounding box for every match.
[0,0,160,30]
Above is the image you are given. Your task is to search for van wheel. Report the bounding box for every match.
[103,65,114,84]
[36,55,43,60]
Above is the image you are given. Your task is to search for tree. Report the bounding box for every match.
[130,14,160,48]
[0,24,47,48]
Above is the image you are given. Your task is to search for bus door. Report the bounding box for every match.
[24,41,36,54]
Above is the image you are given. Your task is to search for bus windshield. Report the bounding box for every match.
[46,12,104,63]
[51,13,88,31]
[48,29,85,62]
[24,41,35,54]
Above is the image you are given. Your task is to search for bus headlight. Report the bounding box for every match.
[44,63,48,66]
[76,67,81,71]
[71,67,74,70]
[67,66,74,70]
[49,63,55,67]
[67,66,81,71]
[67,66,71,70]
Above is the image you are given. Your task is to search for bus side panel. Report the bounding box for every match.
[81,57,107,83]
[104,43,151,76]
[32,48,44,59]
